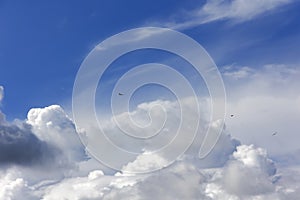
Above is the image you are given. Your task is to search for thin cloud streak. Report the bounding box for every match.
[156,0,293,30]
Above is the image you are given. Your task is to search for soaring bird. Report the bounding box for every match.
[230,114,234,117]
[272,131,278,136]
[118,92,124,96]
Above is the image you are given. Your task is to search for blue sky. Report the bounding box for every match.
[0,0,299,120]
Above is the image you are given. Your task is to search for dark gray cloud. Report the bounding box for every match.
[0,123,57,166]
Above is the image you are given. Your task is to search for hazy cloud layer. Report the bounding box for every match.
[223,64,300,157]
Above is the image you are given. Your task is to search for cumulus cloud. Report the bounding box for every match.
[0,104,86,174]
[104,96,240,171]
[121,152,169,174]
[0,91,59,166]
[0,169,36,200]
[42,170,110,200]
[42,143,297,200]
[222,145,276,196]
[0,123,56,166]
[27,105,86,163]
[0,77,300,199]
[0,104,89,199]
[0,105,87,183]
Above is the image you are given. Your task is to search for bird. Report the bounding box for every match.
[272,132,278,136]
[230,114,234,117]
[118,92,124,96]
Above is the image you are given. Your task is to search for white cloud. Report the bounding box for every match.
[232,145,276,175]
[0,86,4,124]
[27,105,86,163]
[222,66,254,80]
[121,152,169,174]
[0,85,4,103]
[50,144,294,200]
[222,145,276,196]
[0,76,300,199]
[104,161,209,200]
[199,0,292,23]
[0,169,36,200]
[42,170,110,200]
[223,64,300,156]
[159,0,293,30]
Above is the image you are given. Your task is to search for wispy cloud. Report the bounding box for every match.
[159,0,293,30]
[0,86,4,103]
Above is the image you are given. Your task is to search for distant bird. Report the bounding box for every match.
[118,92,124,96]
[272,131,278,136]
[230,114,234,117]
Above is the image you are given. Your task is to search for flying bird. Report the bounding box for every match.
[118,92,124,96]
[230,114,234,117]
[272,131,278,136]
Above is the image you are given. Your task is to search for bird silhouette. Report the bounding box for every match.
[118,92,124,96]
[272,132,278,136]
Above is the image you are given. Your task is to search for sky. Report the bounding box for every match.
[1,0,300,199]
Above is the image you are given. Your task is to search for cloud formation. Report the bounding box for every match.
[0,65,300,199]
[27,105,86,163]
[0,169,36,200]
[0,123,56,166]
[0,100,85,171]
[159,0,293,29]
[41,143,298,200]
[0,101,297,199]
[0,89,58,166]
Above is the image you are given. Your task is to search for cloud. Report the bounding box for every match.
[0,80,300,199]
[121,152,169,174]
[159,0,293,30]
[57,144,288,200]
[0,85,3,103]
[0,86,4,124]
[222,145,276,196]
[42,170,110,200]
[223,64,300,157]
[0,123,56,166]
[0,169,36,200]
[0,86,58,167]
[0,119,298,199]
[222,66,254,80]
[27,105,86,163]
[0,104,86,173]
[104,161,209,200]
